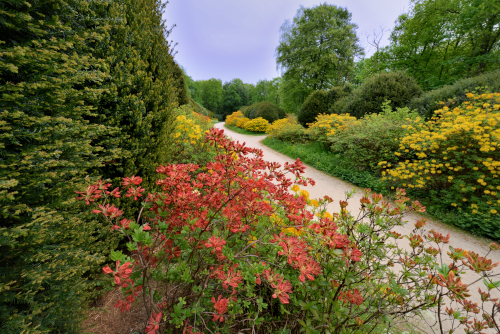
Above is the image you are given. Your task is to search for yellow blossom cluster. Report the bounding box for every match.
[266,118,293,136]
[382,92,500,216]
[226,111,244,126]
[307,113,358,144]
[174,114,204,145]
[235,117,251,128]
[244,117,270,133]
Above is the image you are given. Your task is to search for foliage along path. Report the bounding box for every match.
[216,122,500,333]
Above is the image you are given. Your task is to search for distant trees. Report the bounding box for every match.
[276,4,363,112]
[389,0,500,90]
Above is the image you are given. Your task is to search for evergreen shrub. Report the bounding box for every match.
[332,71,422,118]
[246,101,286,123]
[0,0,180,332]
[298,86,351,127]
[408,70,500,119]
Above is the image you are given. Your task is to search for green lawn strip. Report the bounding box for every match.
[263,137,387,193]
[224,123,266,136]
[262,137,494,241]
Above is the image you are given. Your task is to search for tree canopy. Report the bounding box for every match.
[389,0,500,90]
[275,3,363,111]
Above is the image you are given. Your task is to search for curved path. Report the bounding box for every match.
[216,122,500,333]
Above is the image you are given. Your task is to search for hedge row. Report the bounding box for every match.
[0,0,183,332]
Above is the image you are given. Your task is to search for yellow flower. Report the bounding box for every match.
[291,185,300,192]
[310,199,319,207]
[299,189,310,201]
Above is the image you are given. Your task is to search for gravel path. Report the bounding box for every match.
[216,122,500,333]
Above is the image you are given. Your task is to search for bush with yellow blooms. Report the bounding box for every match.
[171,105,215,164]
[306,113,357,145]
[382,93,500,237]
[267,117,308,143]
[244,117,270,133]
[225,110,244,126]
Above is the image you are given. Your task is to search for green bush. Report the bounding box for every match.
[332,71,422,118]
[298,87,352,127]
[408,69,500,119]
[246,101,286,122]
[329,102,421,171]
[240,105,250,117]
[188,97,216,118]
[0,0,180,332]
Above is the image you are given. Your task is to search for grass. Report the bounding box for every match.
[224,123,266,136]
[262,137,387,194]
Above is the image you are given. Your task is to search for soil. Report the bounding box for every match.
[81,288,147,334]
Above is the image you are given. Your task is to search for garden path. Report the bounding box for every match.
[216,122,500,333]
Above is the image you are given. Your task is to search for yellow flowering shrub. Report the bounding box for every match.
[307,113,358,145]
[235,117,251,129]
[226,111,244,126]
[171,105,214,163]
[266,117,308,143]
[266,118,292,135]
[244,117,269,133]
[382,93,500,236]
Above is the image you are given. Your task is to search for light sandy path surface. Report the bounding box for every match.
[216,122,500,333]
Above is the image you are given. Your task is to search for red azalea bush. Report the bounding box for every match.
[78,128,500,334]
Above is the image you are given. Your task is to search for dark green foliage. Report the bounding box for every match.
[332,71,422,118]
[246,101,286,123]
[408,69,500,119]
[172,61,190,106]
[298,87,351,127]
[0,0,179,332]
[188,97,216,118]
[240,106,250,117]
[298,91,330,127]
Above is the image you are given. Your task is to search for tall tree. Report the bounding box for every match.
[390,0,500,90]
[276,3,363,112]
[200,78,224,113]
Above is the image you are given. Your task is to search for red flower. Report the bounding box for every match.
[122,175,143,187]
[211,295,229,322]
[125,186,145,200]
[102,260,133,285]
[272,279,293,304]
[92,204,123,219]
[145,312,162,334]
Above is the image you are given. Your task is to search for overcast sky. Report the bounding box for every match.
[163,0,412,85]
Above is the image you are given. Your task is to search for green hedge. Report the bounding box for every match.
[408,70,500,119]
[332,71,422,118]
[298,86,351,127]
[0,0,180,332]
[246,101,286,123]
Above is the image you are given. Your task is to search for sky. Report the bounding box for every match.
[163,0,412,85]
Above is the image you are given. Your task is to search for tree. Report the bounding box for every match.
[276,4,363,112]
[389,0,500,90]
[222,79,244,116]
[199,78,224,114]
